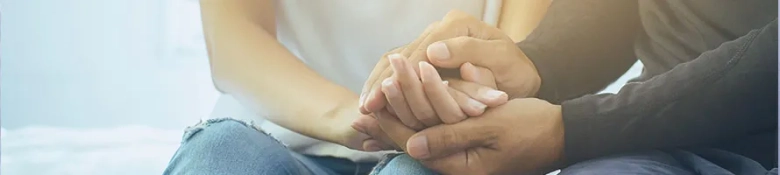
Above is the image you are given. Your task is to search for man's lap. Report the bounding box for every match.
[372,149,776,175]
[560,149,775,175]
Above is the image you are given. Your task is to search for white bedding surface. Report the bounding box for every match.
[1,126,182,175]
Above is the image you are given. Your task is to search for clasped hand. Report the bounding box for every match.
[351,10,565,174]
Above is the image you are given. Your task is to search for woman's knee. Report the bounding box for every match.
[179,118,279,146]
[165,118,304,175]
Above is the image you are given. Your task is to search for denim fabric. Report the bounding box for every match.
[163,118,360,175]
[371,149,777,175]
[370,153,438,175]
[162,117,776,175]
[559,149,777,175]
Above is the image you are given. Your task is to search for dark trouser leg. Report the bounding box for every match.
[560,149,774,175]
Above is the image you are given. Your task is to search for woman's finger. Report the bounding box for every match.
[446,86,487,117]
[362,139,396,152]
[382,76,425,131]
[362,22,441,114]
[388,55,440,127]
[445,78,508,107]
[418,61,466,124]
[355,114,402,151]
[375,109,417,151]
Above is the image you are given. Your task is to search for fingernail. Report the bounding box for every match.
[407,136,430,159]
[468,98,487,111]
[389,54,403,71]
[359,93,366,107]
[418,61,431,79]
[482,89,506,100]
[382,78,398,96]
[464,62,475,69]
[389,53,403,60]
[442,80,449,86]
[464,62,479,79]
[428,42,450,60]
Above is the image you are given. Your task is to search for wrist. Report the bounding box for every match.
[522,50,543,98]
[547,104,566,169]
[515,45,551,100]
[512,47,542,98]
[326,97,366,148]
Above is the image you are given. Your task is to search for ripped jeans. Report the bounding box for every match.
[163,118,777,175]
[162,118,437,175]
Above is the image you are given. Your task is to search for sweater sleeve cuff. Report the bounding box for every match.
[559,94,617,164]
[517,41,561,103]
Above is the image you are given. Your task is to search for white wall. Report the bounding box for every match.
[1,0,219,129]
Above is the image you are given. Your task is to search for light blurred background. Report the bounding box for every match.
[0,0,642,174]
[2,0,218,174]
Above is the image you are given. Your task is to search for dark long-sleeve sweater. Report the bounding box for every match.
[516,0,778,168]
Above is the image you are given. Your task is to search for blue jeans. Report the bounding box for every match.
[164,118,379,175]
[371,150,777,175]
[164,118,776,175]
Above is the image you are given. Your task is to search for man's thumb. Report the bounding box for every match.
[406,122,496,160]
[426,37,503,70]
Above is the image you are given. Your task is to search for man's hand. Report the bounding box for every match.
[358,10,513,115]
[377,98,566,174]
[380,53,509,130]
[425,36,541,100]
[352,61,506,151]
[359,10,541,115]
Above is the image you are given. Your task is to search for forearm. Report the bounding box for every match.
[560,20,778,164]
[517,0,641,103]
[498,0,551,42]
[201,0,357,144]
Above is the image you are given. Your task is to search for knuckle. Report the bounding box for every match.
[378,69,394,82]
[443,11,474,24]
[440,18,458,28]
[449,36,473,48]
[438,20,465,36]
[383,88,399,99]
[439,128,461,150]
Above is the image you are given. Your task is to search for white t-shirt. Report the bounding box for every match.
[209,0,503,162]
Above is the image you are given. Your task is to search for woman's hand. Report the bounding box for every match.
[351,58,508,151]
[332,99,397,150]
[359,10,514,115]
[381,54,509,130]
